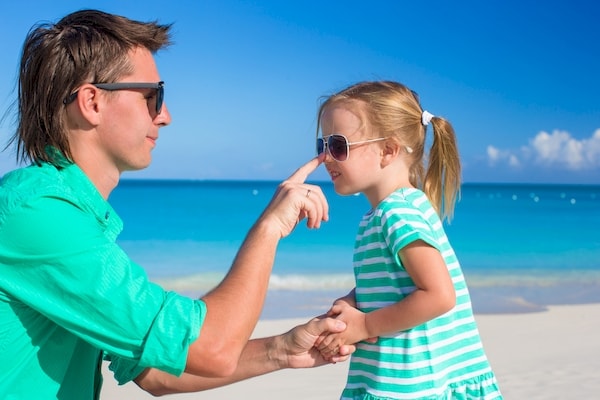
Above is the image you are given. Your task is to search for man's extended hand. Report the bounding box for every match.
[277,315,355,369]
[260,155,329,238]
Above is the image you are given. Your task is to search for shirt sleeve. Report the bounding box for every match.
[0,194,206,381]
[106,292,207,384]
[380,197,441,266]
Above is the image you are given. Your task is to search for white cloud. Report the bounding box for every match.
[486,129,600,170]
[486,145,521,167]
[486,145,499,162]
[508,154,520,167]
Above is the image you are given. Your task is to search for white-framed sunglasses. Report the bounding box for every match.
[317,134,386,162]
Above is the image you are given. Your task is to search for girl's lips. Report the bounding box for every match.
[328,170,340,180]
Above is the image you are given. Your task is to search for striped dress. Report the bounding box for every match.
[341,188,502,400]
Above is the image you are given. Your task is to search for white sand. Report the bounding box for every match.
[100,303,600,399]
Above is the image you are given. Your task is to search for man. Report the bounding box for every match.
[0,9,352,399]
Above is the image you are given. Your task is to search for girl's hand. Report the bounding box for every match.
[316,303,370,360]
[328,288,357,313]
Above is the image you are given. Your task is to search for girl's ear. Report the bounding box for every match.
[380,138,401,167]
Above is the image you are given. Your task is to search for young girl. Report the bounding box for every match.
[315,81,502,399]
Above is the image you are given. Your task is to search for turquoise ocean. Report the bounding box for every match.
[111,180,600,319]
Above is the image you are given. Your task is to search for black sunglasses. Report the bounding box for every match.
[64,81,165,114]
[317,134,386,162]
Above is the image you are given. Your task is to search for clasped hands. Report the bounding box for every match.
[315,294,377,361]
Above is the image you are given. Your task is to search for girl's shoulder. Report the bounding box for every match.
[381,188,430,210]
[371,188,440,228]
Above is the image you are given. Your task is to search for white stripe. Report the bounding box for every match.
[356,291,473,318]
[347,354,492,389]
[359,322,480,351]
[355,269,410,280]
[353,340,484,371]
[345,360,494,399]
[357,256,393,266]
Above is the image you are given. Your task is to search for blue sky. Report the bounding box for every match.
[1,0,598,184]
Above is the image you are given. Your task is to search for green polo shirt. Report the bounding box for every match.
[0,155,206,399]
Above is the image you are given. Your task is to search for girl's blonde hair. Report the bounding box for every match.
[317,81,461,221]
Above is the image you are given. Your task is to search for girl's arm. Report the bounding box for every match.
[318,240,455,355]
[363,240,456,337]
[332,288,357,309]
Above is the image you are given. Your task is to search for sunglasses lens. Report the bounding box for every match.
[316,138,325,155]
[156,85,164,114]
[328,135,348,161]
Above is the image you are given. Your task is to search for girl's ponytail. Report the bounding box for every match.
[423,115,461,222]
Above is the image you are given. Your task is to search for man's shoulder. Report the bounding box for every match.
[0,163,82,218]
[1,163,64,197]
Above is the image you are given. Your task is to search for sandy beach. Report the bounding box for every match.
[100,302,600,399]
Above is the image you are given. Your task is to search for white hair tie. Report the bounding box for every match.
[421,110,434,126]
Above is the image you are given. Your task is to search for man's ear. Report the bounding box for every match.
[380,138,401,167]
[75,84,102,125]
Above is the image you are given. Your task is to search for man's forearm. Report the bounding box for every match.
[135,336,281,395]
[185,218,282,376]
[134,316,353,396]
